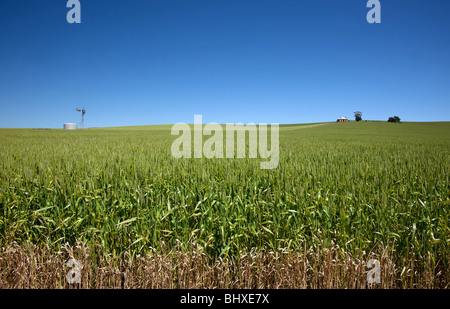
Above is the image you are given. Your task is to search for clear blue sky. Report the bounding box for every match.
[1,0,449,128]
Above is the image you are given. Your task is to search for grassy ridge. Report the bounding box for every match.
[0,122,449,284]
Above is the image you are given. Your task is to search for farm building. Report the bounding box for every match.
[337,117,348,122]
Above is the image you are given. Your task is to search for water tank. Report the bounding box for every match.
[64,123,77,130]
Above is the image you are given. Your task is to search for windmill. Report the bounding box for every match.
[76,106,86,129]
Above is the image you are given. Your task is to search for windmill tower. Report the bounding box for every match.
[76,106,86,129]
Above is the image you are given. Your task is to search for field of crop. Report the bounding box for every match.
[0,121,449,288]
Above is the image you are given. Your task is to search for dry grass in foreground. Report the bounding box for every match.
[0,242,447,289]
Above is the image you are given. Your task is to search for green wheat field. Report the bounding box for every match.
[0,121,449,288]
